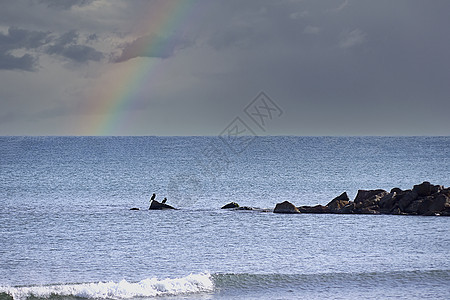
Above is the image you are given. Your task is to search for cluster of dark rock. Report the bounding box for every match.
[134,182,449,216]
[272,182,449,216]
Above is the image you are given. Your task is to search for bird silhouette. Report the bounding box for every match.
[151,193,156,201]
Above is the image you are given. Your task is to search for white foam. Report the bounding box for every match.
[1,273,213,300]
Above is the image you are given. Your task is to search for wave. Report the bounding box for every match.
[212,269,450,290]
[0,273,213,300]
[2,270,449,300]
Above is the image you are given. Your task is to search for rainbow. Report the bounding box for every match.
[80,1,197,135]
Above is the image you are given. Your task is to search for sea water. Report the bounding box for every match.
[0,136,449,299]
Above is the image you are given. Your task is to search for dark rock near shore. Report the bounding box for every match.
[354,189,388,210]
[130,207,140,211]
[398,190,418,211]
[326,192,349,212]
[428,193,450,213]
[413,181,432,197]
[298,204,330,213]
[284,182,449,216]
[338,202,356,214]
[379,192,397,210]
[390,187,403,194]
[149,200,176,210]
[221,202,240,209]
[274,201,300,214]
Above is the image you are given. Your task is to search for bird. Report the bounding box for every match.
[162,198,167,204]
[150,193,156,201]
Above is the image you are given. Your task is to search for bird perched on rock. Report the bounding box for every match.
[162,198,167,204]
[150,193,156,201]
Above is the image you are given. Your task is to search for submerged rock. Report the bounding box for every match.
[235,206,254,210]
[149,200,176,210]
[221,202,240,209]
[274,201,300,214]
[129,207,140,211]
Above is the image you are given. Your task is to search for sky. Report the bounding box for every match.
[0,0,449,136]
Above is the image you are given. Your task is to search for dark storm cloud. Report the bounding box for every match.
[1,0,449,135]
[0,27,50,51]
[45,30,103,63]
[0,53,36,71]
[114,34,193,62]
[0,27,50,71]
[0,27,103,70]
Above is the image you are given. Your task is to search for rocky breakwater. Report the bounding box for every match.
[280,182,450,216]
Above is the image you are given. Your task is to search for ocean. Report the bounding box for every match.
[0,136,449,299]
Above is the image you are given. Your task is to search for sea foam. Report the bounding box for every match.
[1,273,213,300]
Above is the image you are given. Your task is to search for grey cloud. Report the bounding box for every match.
[37,0,95,10]
[1,0,450,135]
[338,28,366,48]
[46,44,103,62]
[45,30,103,63]
[0,27,50,71]
[114,34,193,62]
[86,33,98,43]
[0,27,103,69]
[209,24,263,50]
[304,25,320,34]
[0,27,50,51]
[0,53,36,71]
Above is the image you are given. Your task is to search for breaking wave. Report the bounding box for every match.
[0,273,213,300]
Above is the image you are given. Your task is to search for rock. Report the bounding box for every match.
[391,207,408,215]
[358,207,381,214]
[272,182,446,216]
[428,194,450,213]
[338,202,356,214]
[326,192,350,212]
[221,202,240,209]
[354,189,388,209]
[149,200,176,210]
[397,190,418,212]
[423,211,440,216]
[404,199,423,214]
[413,181,432,197]
[235,206,254,210]
[379,192,398,210]
[390,187,403,194]
[441,207,450,216]
[354,189,387,203]
[274,201,300,214]
[430,185,444,194]
[417,197,434,215]
[297,205,330,213]
[129,207,140,211]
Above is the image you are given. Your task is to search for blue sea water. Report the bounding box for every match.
[0,136,449,299]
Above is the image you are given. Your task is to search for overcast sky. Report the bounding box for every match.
[1,0,449,136]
